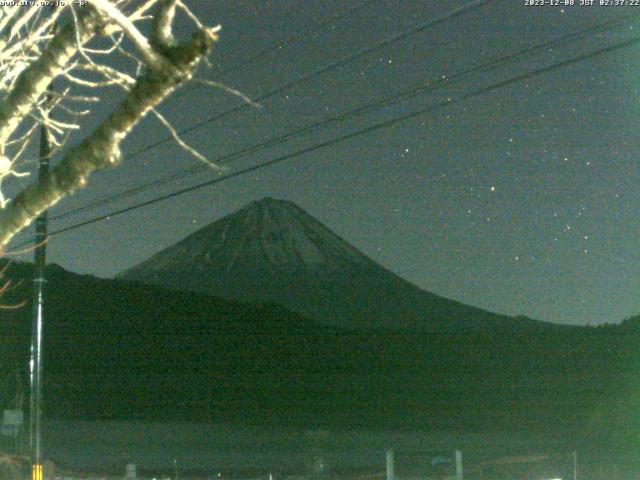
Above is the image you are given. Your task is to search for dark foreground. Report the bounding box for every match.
[1,420,639,479]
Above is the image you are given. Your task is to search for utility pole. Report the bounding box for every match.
[29,69,53,480]
[29,9,58,478]
[386,449,394,480]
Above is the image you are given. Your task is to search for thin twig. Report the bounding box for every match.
[195,79,261,109]
[152,107,225,171]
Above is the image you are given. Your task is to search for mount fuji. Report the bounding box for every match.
[118,197,549,331]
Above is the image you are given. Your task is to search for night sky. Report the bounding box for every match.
[8,0,640,326]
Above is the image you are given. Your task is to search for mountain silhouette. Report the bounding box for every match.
[119,197,551,331]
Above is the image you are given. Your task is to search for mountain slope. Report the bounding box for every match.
[0,261,628,433]
[118,197,551,331]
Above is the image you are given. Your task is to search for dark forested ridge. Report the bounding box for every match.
[1,260,638,447]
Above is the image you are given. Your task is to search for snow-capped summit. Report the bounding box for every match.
[118,197,548,331]
[200,196,369,270]
[121,197,369,276]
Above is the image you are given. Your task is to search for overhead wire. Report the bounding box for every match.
[36,0,383,165]
[22,33,640,246]
[50,0,495,221]
[214,0,382,80]
[50,11,640,223]
[99,0,494,162]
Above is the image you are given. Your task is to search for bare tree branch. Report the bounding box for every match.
[0,25,219,247]
[87,0,165,69]
[152,107,223,171]
[0,1,224,248]
[0,7,104,152]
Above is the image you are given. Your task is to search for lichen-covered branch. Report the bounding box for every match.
[0,26,218,248]
[87,0,165,69]
[0,7,104,151]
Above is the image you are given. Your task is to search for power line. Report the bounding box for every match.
[51,12,640,222]
[31,0,491,213]
[107,0,493,161]
[165,0,381,100]
[29,34,640,245]
[216,0,381,79]
[40,0,382,168]
[49,0,496,221]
